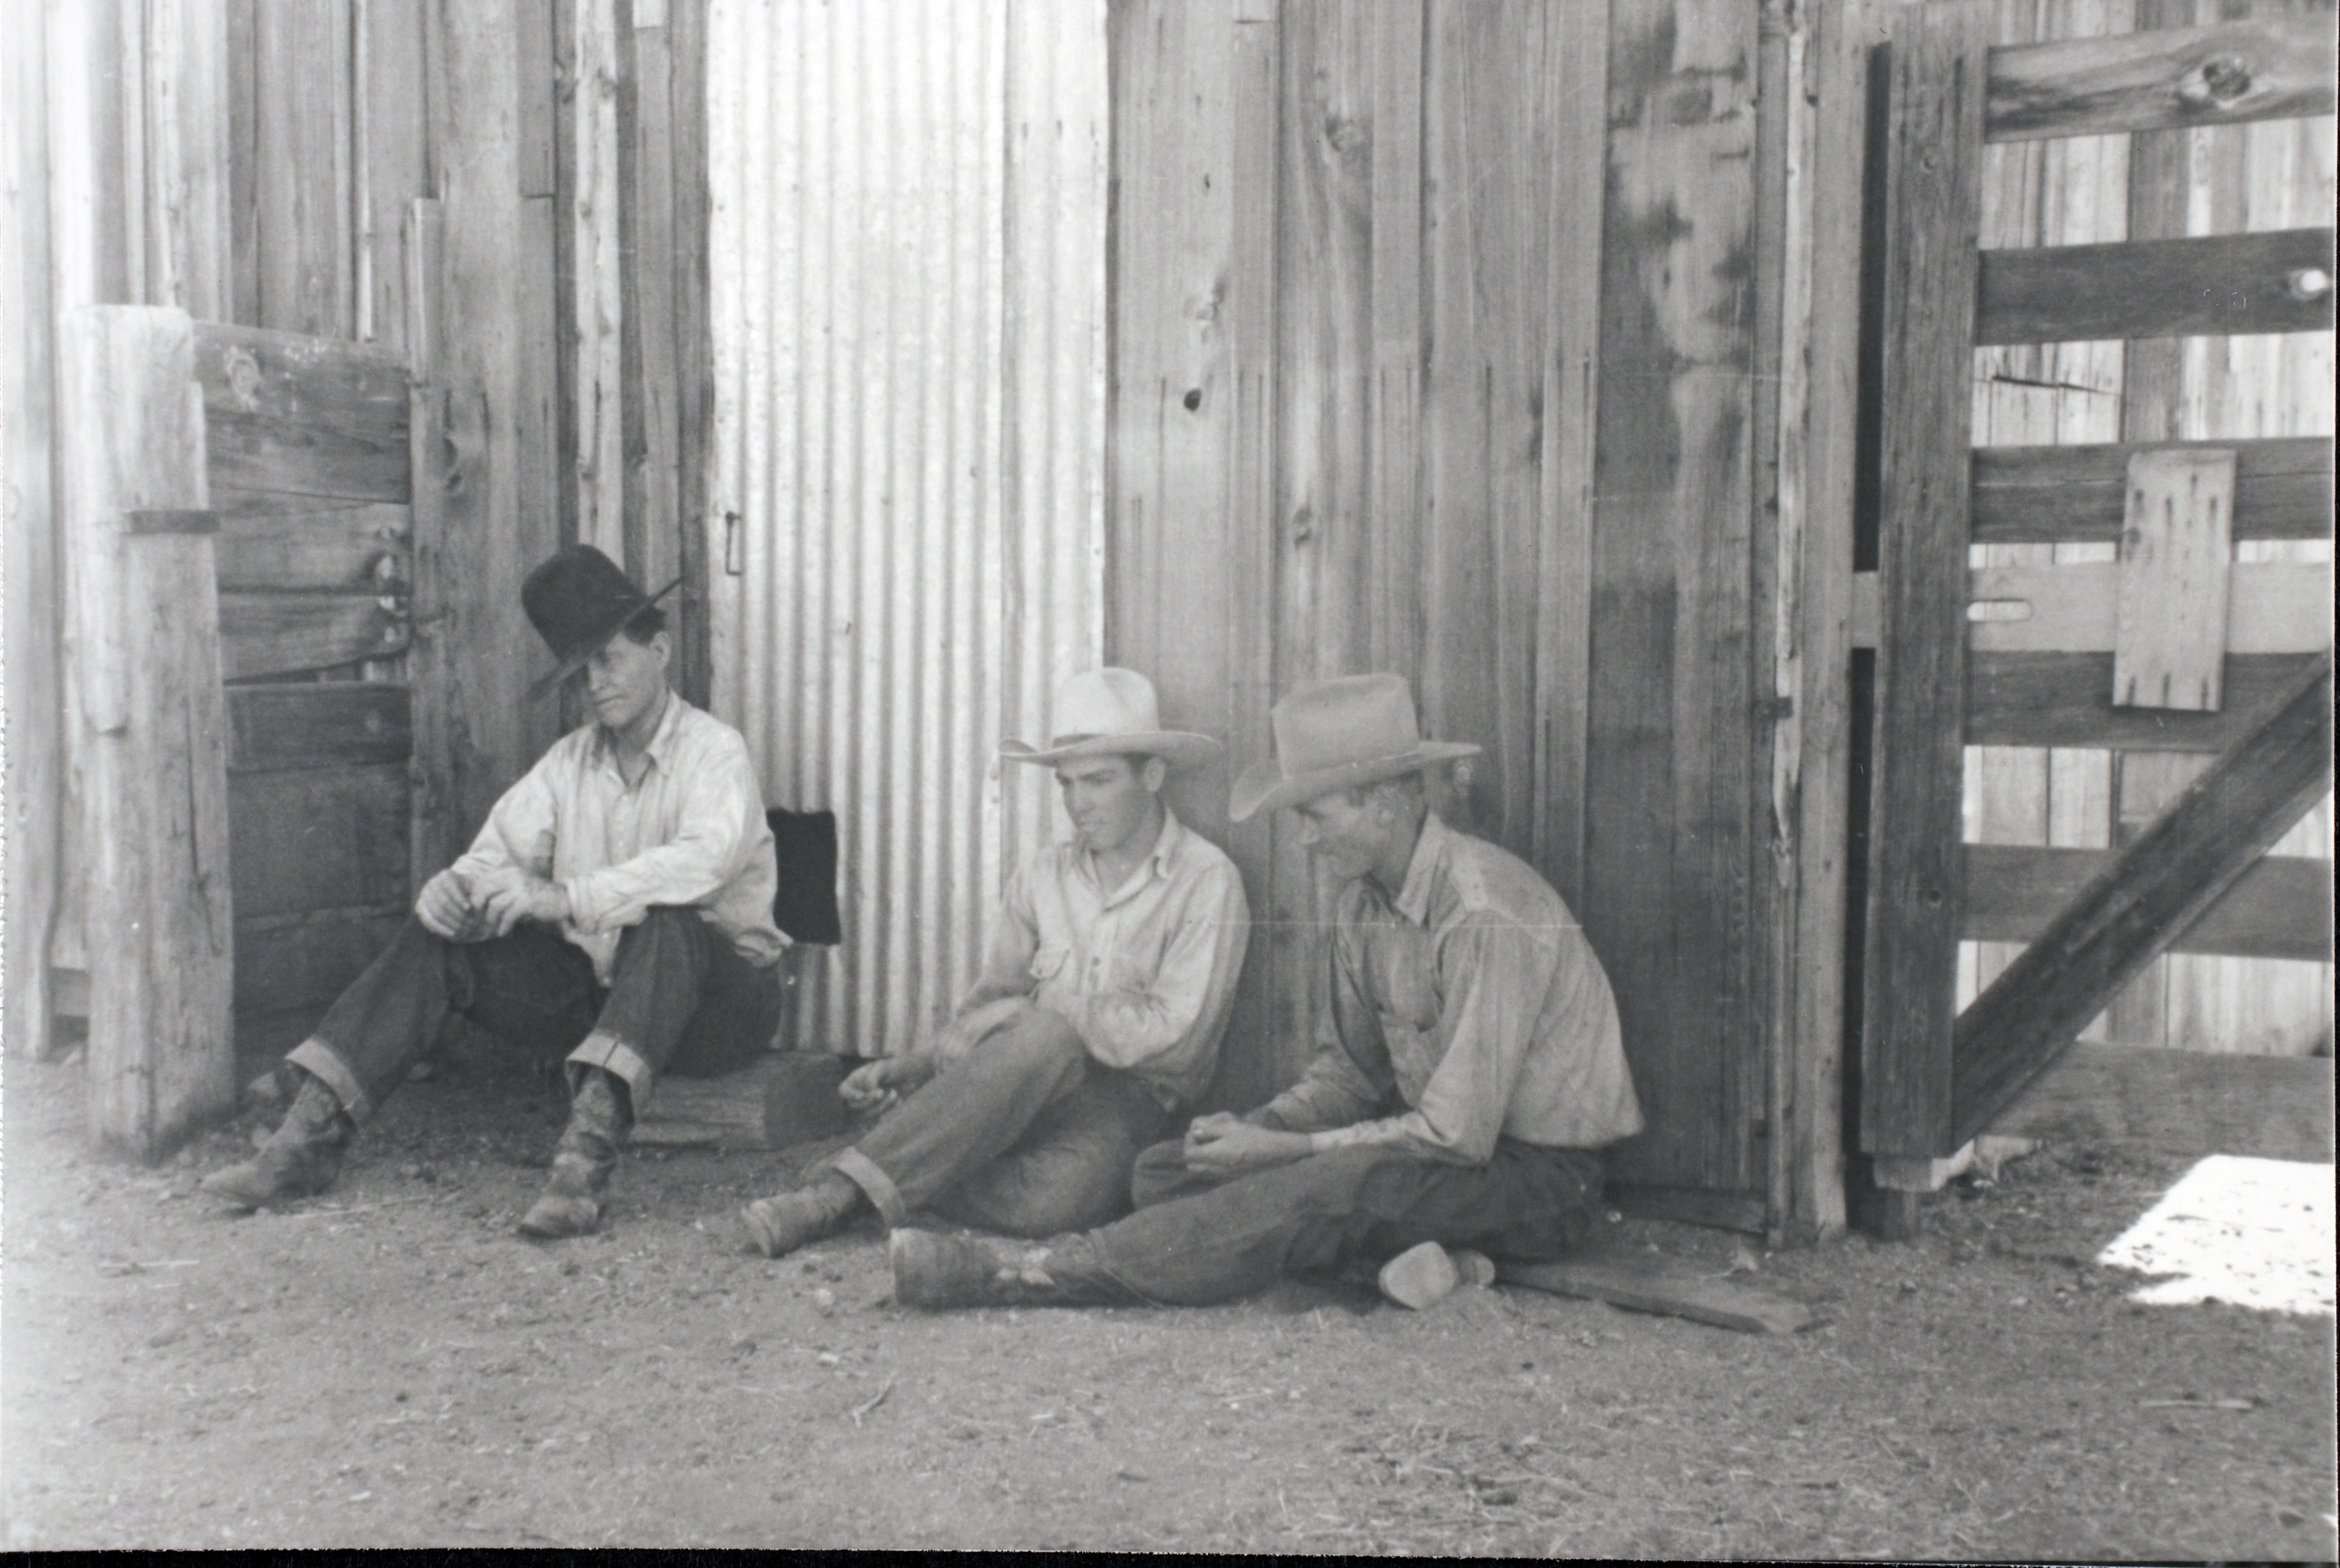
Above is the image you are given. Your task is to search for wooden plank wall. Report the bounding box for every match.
[1108,0,1785,1214]
[7,3,705,1066]
[1962,0,2335,1062]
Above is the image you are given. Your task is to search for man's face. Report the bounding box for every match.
[1293,786,1398,883]
[1055,755,1161,857]
[584,628,671,733]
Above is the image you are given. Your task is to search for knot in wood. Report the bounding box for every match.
[2187,56,2253,106]
[2284,267,2331,303]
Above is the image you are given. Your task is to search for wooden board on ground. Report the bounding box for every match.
[632,1053,854,1151]
[1500,1255,1814,1335]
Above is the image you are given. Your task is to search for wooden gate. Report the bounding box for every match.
[1859,6,2336,1188]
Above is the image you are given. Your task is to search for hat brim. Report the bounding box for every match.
[1229,741,1481,822]
[526,575,685,701]
[998,732,1223,769]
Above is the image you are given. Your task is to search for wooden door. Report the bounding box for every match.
[194,313,449,1061]
[1858,6,2335,1187]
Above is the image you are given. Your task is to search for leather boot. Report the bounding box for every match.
[888,1229,1129,1309]
[741,1167,865,1258]
[519,1069,631,1239]
[200,1072,354,1209]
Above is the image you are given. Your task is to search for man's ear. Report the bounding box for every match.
[652,630,674,671]
[1141,756,1169,793]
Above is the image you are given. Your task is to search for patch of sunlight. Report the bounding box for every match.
[2097,1155,2335,1316]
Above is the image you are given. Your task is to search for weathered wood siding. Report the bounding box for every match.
[1108,0,1776,1203]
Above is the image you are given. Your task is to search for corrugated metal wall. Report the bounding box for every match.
[706,0,1107,1056]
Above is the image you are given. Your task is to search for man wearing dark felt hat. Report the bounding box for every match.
[887,672,1642,1311]
[202,545,789,1239]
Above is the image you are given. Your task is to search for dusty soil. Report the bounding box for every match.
[4,1037,2334,1558]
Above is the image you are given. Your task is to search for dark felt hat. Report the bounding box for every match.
[521,545,682,701]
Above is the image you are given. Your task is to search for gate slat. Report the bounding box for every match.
[1967,650,2324,750]
[1961,842,2332,962]
[1972,435,2332,545]
[1975,227,2336,344]
[1950,653,2335,1147]
[1986,19,2337,143]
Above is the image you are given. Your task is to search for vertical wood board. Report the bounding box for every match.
[2113,446,2236,710]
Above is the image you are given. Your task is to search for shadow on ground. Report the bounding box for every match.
[4,1042,2333,1555]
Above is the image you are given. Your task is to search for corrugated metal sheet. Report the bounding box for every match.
[707,0,1106,1055]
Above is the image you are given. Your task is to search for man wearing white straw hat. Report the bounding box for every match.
[740,668,1251,1259]
[888,671,1642,1311]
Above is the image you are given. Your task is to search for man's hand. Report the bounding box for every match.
[414,869,481,941]
[476,875,570,939]
[1183,1118,1312,1175]
[839,1052,939,1115]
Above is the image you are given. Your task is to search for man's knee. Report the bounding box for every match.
[973,1007,1089,1084]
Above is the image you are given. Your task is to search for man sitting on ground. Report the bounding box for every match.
[203,545,789,1239]
[740,667,1249,1257]
[888,672,1642,1310]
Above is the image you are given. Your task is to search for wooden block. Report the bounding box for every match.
[1987,1043,2334,1165]
[1499,1256,1813,1335]
[195,322,412,502]
[2114,447,2236,711]
[632,1052,853,1151]
[1960,843,2331,962]
[1986,18,2337,143]
[1975,227,2335,345]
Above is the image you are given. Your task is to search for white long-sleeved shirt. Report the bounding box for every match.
[947,807,1250,1109]
[1256,812,1642,1162]
[447,693,785,982]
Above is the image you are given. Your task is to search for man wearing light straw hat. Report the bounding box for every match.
[889,671,1641,1311]
[740,667,1251,1259]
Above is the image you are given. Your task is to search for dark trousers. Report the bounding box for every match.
[1070,1136,1607,1306]
[285,909,784,1122]
[829,1008,1174,1236]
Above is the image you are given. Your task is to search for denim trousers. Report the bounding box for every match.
[285,908,784,1122]
[1068,1135,1607,1306]
[828,1008,1174,1236]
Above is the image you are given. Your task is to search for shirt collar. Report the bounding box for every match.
[1391,811,1451,927]
[1084,804,1187,907]
[594,688,686,775]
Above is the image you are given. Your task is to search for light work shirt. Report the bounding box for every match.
[948,807,1250,1110]
[447,693,786,983]
[1258,812,1642,1162]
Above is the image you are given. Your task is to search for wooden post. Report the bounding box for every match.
[405,198,456,886]
[4,0,63,1059]
[1860,1,1989,1171]
[58,305,235,1158]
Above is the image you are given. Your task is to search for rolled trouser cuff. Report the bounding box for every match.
[830,1146,908,1228]
[287,1039,374,1124]
[565,1030,655,1110]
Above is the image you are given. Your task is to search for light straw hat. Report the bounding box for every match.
[998,668,1222,770]
[1229,673,1479,822]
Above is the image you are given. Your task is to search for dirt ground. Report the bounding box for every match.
[4,1036,2334,1559]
